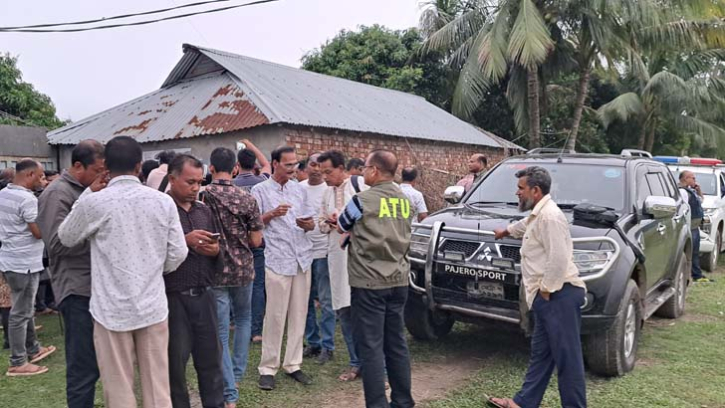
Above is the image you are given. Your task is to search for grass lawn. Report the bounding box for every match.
[1,263,723,407]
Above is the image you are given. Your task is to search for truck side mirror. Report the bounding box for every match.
[443,186,465,204]
[644,196,678,219]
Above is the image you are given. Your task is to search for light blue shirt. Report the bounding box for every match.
[252,178,314,276]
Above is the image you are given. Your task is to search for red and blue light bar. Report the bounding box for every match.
[653,156,722,166]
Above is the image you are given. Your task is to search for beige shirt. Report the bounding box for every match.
[506,194,585,307]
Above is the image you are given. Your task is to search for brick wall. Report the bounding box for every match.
[283,126,515,212]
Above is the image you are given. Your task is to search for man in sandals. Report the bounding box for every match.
[0,159,56,376]
[491,166,586,408]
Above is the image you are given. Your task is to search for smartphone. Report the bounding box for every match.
[209,233,221,241]
[341,234,351,249]
[324,219,337,225]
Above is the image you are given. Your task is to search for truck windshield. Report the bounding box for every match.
[670,171,716,196]
[467,163,626,211]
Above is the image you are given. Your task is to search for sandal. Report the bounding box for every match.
[6,362,49,377]
[29,345,57,364]
[485,394,519,408]
[338,366,361,382]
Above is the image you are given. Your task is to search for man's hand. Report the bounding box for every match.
[90,171,110,192]
[296,217,315,232]
[271,204,291,218]
[185,230,215,250]
[325,213,338,227]
[195,241,220,257]
[540,291,551,301]
[494,228,509,240]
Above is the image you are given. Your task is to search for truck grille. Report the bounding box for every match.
[439,240,480,258]
[499,245,521,263]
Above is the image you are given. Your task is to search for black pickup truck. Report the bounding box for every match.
[406,152,691,377]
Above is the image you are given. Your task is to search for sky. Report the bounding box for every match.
[0,0,421,121]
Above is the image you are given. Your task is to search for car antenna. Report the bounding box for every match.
[557,131,573,163]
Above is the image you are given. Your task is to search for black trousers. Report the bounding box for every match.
[58,295,100,408]
[351,286,414,408]
[167,290,224,408]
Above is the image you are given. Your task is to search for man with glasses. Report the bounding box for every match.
[252,146,316,391]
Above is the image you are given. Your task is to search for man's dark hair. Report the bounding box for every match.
[368,149,398,177]
[237,149,257,170]
[318,150,346,168]
[71,140,105,168]
[346,158,365,172]
[44,170,59,178]
[271,146,295,164]
[16,159,40,173]
[298,158,308,171]
[105,136,143,174]
[210,147,236,174]
[401,167,418,183]
[141,159,160,181]
[169,154,203,176]
[156,150,177,165]
[515,166,552,195]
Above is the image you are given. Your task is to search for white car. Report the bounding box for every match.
[663,161,725,271]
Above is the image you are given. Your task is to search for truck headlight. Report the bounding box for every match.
[702,215,713,234]
[573,250,614,274]
[410,232,431,259]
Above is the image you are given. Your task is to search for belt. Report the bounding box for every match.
[178,287,210,297]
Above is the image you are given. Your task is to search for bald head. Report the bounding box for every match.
[468,153,488,174]
[679,170,697,189]
[367,150,398,177]
[12,159,44,191]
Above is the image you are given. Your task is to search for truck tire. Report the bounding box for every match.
[404,292,455,341]
[655,253,688,319]
[584,280,641,377]
[701,226,722,272]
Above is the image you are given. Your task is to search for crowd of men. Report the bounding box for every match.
[0,136,456,408]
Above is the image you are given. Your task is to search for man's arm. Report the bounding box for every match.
[241,139,271,176]
[416,191,428,222]
[19,197,42,239]
[28,223,42,240]
[244,197,265,248]
[539,215,572,296]
[39,191,87,258]
[164,202,189,273]
[337,195,363,233]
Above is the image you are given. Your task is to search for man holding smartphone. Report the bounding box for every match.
[166,154,224,408]
[679,171,713,283]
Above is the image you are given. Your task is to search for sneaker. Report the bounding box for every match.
[693,277,715,283]
[303,345,321,358]
[258,375,275,391]
[286,370,313,385]
[317,349,333,365]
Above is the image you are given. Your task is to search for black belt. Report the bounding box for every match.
[178,287,210,297]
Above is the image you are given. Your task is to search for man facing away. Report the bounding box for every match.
[58,136,188,408]
[38,140,105,406]
[399,167,428,222]
[490,166,586,408]
[337,149,415,408]
[204,147,264,408]
[457,154,488,192]
[679,170,713,283]
[166,154,226,408]
[233,139,271,343]
[253,146,316,391]
[318,149,367,382]
[301,153,336,365]
[0,159,56,377]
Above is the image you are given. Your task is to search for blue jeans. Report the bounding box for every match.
[214,284,253,404]
[338,307,360,368]
[514,284,587,408]
[251,248,266,338]
[304,258,335,351]
[692,228,703,279]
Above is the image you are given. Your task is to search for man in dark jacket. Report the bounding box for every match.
[37,140,106,407]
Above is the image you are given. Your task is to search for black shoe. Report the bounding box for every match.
[317,349,333,365]
[258,375,275,391]
[303,345,321,358]
[286,370,313,385]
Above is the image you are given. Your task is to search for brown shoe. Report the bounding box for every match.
[6,363,48,377]
[29,345,57,364]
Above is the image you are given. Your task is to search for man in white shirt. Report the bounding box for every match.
[0,159,56,377]
[58,136,188,408]
[317,150,368,382]
[399,167,428,222]
[491,166,586,408]
[300,153,336,365]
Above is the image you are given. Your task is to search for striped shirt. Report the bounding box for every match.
[0,184,45,273]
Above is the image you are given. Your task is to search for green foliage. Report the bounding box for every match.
[301,25,454,109]
[0,53,65,129]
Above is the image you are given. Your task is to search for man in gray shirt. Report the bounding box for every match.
[0,159,56,377]
[38,140,106,406]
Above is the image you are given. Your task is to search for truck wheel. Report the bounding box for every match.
[655,253,688,319]
[584,280,641,377]
[701,229,720,272]
[404,292,454,341]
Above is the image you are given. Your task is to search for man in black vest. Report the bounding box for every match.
[679,171,713,283]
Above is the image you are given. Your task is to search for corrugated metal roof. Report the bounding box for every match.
[48,73,268,145]
[49,44,523,150]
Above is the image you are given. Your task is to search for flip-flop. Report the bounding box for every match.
[29,345,57,364]
[338,367,361,382]
[6,363,49,377]
[484,394,516,408]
